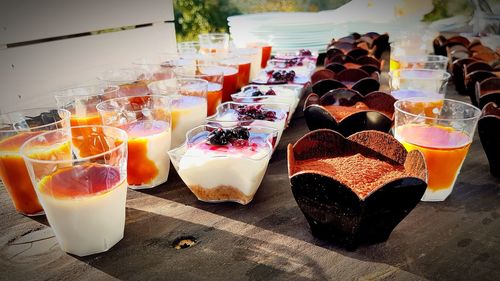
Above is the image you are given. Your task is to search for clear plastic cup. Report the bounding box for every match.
[54,85,119,157]
[173,64,224,116]
[96,95,172,189]
[198,33,230,54]
[390,55,448,71]
[389,69,451,100]
[178,41,200,55]
[231,47,261,83]
[148,78,208,147]
[0,108,71,216]
[21,125,128,256]
[98,68,152,96]
[394,98,481,201]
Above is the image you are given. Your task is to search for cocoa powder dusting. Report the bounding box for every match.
[295,153,410,199]
[323,102,369,121]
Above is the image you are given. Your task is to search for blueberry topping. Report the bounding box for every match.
[207,126,250,146]
[251,90,265,97]
[265,89,276,95]
[236,105,278,121]
[270,70,295,83]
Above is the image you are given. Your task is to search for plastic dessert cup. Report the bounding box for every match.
[389,69,450,100]
[231,47,261,83]
[168,125,275,205]
[0,108,71,216]
[149,78,208,147]
[394,98,481,201]
[97,95,172,189]
[207,101,288,148]
[390,55,448,71]
[98,68,152,97]
[231,84,302,123]
[173,65,224,116]
[54,85,120,157]
[21,125,128,256]
[199,33,230,54]
[177,41,200,55]
[247,41,272,68]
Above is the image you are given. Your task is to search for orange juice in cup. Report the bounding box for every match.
[394,98,481,201]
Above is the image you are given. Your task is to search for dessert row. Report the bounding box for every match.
[0,37,318,256]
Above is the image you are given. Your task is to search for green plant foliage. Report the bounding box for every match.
[174,0,241,42]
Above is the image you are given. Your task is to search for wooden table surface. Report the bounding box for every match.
[1,84,500,281]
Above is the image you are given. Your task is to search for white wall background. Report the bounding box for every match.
[0,0,176,113]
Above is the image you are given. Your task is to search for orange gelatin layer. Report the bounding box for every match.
[222,68,238,102]
[397,124,471,191]
[237,62,251,90]
[38,164,122,199]
[207,83,223,116]
[0,132,44,214]
[121,120,168,186]
[70,114,106,157]
[261,46,272,68]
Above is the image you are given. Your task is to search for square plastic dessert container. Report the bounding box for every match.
[231,84,302,122]
[207,101,288,147]
[168,124,276,205]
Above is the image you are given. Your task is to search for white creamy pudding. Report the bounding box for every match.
[36,164,127,257]
[172,127,273,205]
[171,96,207,147]
[121,120,171,189]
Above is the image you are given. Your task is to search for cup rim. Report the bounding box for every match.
[95,94,171,114]
[389,69,451,80]
[394,97,482,122]
[20,125,128,165]
[0,108,71,133]
[208,101,290,121]
[173,64,225,78]
[53,85,120,99]
[390,54,448,62]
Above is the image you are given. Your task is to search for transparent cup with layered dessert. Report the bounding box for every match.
[168,124,276,205]
[54,85,119,157]
[98,68,152,97]
[21,125,128,256]
[174,64,224,116]
[207,101,288,148]
[97,95,172,189]
[0,108,71,216]
[149,78,208,148]
[394,98,481,201]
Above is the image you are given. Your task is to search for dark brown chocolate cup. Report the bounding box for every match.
[465,70,497,106]
[476,77,500,109]
[303,90,395,136]
[287,130,427,249]
[452,58,477,95]
[478,102,500,178]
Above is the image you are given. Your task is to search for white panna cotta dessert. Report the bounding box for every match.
[169,125,275,205]
[171,96,207,147]
[120,120,171,189]
[36,164,127,257]
[207,102,287,149]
